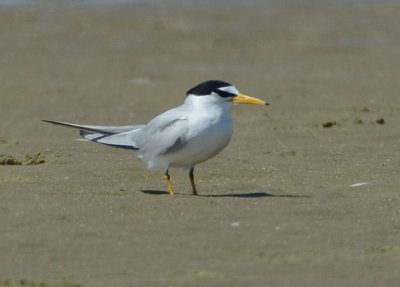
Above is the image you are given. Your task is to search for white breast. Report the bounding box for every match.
[166,111,233,168]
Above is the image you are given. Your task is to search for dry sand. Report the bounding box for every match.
[1,1,400,286]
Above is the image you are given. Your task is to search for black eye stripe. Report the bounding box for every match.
[216,90,236,98]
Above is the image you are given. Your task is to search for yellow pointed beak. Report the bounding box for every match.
[232,93,269,105]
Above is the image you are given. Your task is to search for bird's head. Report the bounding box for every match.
[186,80,269,106]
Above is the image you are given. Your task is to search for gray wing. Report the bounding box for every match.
[43,120,145,150]
[43,120,143,135]
[135,107,189,157]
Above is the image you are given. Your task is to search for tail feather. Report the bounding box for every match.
[79,130,106,141]
[44,120,143,150]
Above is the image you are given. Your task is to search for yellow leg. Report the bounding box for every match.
[189,167,198,195]
[164,170,175,195]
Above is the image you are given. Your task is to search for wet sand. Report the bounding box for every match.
[1,2,400,286]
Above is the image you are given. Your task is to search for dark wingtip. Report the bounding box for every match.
[42,120,59,125]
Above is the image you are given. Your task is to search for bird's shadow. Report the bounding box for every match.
[140,190,311,198]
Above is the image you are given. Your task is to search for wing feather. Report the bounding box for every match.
[44,120,144,149]
[135,109,189,159]
[43,120,144,135]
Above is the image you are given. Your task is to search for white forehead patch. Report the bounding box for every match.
[218,85,239,96]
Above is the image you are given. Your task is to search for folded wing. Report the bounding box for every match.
[43,120,144,150]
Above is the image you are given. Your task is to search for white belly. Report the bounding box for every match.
[166,116,233,168]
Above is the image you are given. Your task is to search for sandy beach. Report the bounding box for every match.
[1,1,400,286]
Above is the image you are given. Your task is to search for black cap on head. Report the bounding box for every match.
[186,80,234,97]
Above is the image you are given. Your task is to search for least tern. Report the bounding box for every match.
[44,80,268,195]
